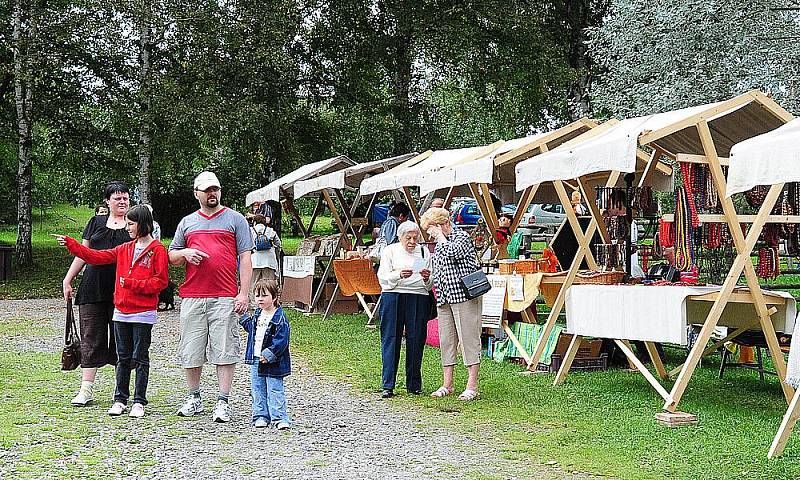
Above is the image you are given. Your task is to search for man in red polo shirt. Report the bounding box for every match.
[169,171,253,423]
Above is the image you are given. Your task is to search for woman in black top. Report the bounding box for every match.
[63,181,131,406]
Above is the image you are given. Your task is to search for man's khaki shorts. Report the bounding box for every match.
[178,297,241,368]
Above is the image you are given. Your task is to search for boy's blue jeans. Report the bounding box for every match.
[250,364,289,425]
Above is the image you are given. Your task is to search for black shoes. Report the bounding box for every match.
[381,389,394,398]
[408,389,423,395]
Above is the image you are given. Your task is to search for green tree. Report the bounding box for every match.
[587,0,800,117]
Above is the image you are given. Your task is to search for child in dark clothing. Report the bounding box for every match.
[239,279,291,429]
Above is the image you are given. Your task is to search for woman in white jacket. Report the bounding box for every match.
[377,221,433,398]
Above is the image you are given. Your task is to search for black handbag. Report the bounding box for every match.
[461,270,491,300]
[61,299,82,371]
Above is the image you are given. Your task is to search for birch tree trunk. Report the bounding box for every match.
[137,2,154,205]
[13,0,34,267]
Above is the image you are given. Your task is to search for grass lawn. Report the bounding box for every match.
[291,311,800,479]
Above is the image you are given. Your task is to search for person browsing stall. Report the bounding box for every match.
[377,221,433,398]
[169,171,254,423]
[420,207,483,401]
[54,205,169,418]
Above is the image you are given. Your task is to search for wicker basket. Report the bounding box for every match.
[514,259,548,274]
[498,260,515,275]
[575,270,625,285]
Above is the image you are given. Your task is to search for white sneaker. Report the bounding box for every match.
[176,395,204,417]
[253,417,269,428]
[71,386,94,406]
[211,400,231,423]
[276,420,290,430]
[107,402,126,416]
[129,403,145,418]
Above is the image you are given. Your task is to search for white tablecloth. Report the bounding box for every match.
[566,285,796,345]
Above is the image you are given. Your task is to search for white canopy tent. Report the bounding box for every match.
[359,143,504,196]
[244,155,355,239]
[526,91,797,421]
[514,104,727,193]
[293,153,417,200]
[245,155,355,206]
[727,118,800,198]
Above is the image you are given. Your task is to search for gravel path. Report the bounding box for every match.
[1,298,586,479]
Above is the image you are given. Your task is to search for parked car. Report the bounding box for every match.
[452,201,515,226]
[518,203,567,233]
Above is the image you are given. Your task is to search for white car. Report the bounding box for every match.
[518,204,567,233]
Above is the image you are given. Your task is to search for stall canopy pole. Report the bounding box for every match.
[306,195,325,235]
[280,187,310,238]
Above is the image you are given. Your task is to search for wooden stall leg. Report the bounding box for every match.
[769,388,800,459]
[621,340,638,371]
[502,317,534,367]
[614,340,673,403]
[553,334,583,386]
[322,283,340,320]
[645,341,668,380]
[667,316,765,378]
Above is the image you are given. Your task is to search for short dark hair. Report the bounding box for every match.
[125,205,154,238]
[95,204,108,215]
[389,202,411,218]
[104,181,130,200]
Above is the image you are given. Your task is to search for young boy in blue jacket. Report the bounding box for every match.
[239,278,291,429]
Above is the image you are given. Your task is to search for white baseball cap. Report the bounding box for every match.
[194,171,221,190]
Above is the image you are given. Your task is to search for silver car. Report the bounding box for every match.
[518,203,567,234]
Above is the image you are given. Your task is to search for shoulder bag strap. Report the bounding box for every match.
[65,298,78,343]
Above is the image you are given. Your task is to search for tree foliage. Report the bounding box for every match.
[588,0,800,117]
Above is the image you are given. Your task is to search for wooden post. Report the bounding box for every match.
[281,190,309,238]
[321,189,346,235]
[306,195,325,235]
[769,388,800,458]
[553,334,583,385]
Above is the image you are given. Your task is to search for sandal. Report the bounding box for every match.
[458,389,480,401]
[430,386,454,398]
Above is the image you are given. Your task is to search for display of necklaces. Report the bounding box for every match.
[674,185,695,271]
[594,243,623,271]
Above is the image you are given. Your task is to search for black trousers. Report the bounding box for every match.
[113,322,153,405]
[379,292,429,392]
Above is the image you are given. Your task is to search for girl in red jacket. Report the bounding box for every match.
[53,205,168,418]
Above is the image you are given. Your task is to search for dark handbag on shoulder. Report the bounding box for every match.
[461,270,491,300]
[61,299,82,371]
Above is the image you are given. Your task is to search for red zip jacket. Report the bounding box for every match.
[65,236,169,314]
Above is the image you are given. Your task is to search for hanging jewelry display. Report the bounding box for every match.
[745,185,769,208]
[594,243,622,271]
[757,246,780,280]
[680,162,701,227]
[658,218,674,248]
[605,215,627,241]
[705,166,718,209]
[674,186,695,271]
[703,223,722,249]
[638,186,656,215]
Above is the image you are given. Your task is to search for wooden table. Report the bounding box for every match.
[556,284,795,411]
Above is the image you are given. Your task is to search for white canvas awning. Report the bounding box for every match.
[245,155,355,206]
[417,135,544,196]
[515,103,726,191]
[293,153,417,199]
[359,143,504,196]
[726,118,800,197]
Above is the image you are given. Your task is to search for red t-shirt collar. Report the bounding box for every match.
[197,207,227,220]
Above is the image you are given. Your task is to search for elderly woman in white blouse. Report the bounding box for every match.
[377,221,433,399]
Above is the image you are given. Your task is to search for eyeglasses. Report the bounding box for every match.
[195,187,221,193]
